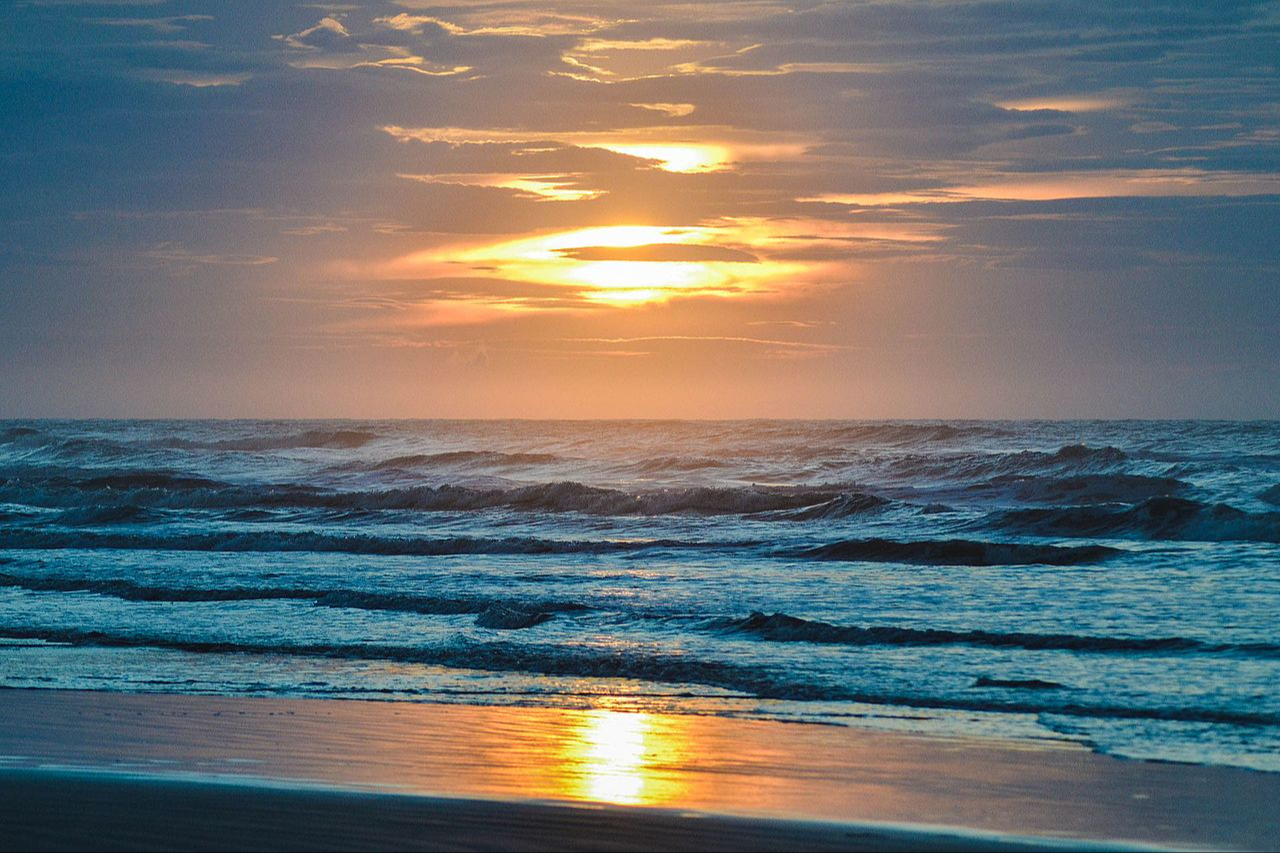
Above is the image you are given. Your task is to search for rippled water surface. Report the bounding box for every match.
[1,420,1278,770]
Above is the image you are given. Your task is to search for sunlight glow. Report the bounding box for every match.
[588,142,731,173]
[997,96,1125,112]
[380,126,806,174]
[401,223,816,306]
[366,217,937,311]
[399,172,602,201]
[801,170,1280,205]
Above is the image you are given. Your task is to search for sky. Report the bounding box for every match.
[1,0,1278,418]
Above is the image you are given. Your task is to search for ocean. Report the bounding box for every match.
[1,420,1277,771]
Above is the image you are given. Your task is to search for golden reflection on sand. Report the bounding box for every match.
[562,710,689,806]
[5,690,1277,850]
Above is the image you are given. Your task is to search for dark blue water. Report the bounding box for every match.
[1,420,1278,770]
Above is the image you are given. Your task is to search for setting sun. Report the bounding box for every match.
[378,221,835,307]
[588,143,731,173]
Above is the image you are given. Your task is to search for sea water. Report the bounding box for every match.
[1,420,1277,770]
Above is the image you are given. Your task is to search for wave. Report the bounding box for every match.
[0,572,582,628]
[879,444,1133,485]
[51,504,154,525]
[767,492,893,521]
[467,483,844,516]
[0,427,40,444]
[0,528,725,556]
[1,427,379,459]
[366,450,564,471]
[3,625,1274,726]
[0,474,874,518]
[0,626,807,700]
[991,497,1280,543]
[790,538,1120,566]
[1052,444,1131,465]
[6,471,227,491]
[967,473,1188,505]
[1261,485,1280,506]
[474,605,556,629]
[622,456,728,476]
[973,677,1065,690]
[828,423,1015,444]
[159,429,380,452]
[712,612,1280,656]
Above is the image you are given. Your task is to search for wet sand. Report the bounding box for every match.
[0,689,1275,851]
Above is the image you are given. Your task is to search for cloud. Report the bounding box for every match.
[87,15,214,34]
[4,0,1280,416]
[278,16,353,52]
[139,71,251,87]
[398,172,603,201]
[142,244,278,274]
[630,102,696,117]
[802,169,1280,205]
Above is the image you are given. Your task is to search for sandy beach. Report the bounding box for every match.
[1,689,1276,851]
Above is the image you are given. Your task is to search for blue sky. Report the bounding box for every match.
[2,0,1278,417]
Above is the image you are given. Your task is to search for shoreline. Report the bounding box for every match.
[1,688,1277,850]
[0,769,1153,853]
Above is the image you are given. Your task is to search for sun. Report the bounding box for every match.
[588,143,732,173]
[378,219,846,309]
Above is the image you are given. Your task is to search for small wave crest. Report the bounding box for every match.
[0,529,725,556]
[0,572,587,621]
[973,677,1065,690]
[830,423,1015,444]
[790,538,1120,566]
[968,473,1188,505]
[160,429,380,452]
[0,474,880,519]
[711,611,1280,656]
[474,605,555,629]
[51,504,153,525]
[365,450,564,471]
[767,492,893,521]
[2,626,1274,725]
[0,427,41,444]
[881,444,1133,486]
